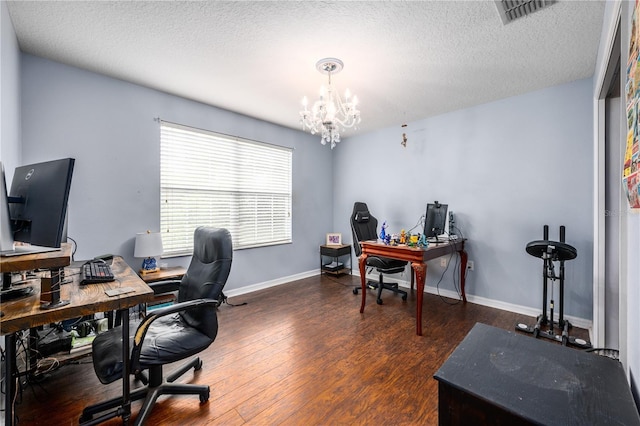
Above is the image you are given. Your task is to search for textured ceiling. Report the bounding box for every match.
[6,1,606,136]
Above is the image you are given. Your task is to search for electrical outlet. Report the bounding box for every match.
[467,260,474,271]
[440,258,447,267]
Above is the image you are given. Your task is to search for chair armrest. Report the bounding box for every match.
[130,298,219,373]
[147,279,181,295]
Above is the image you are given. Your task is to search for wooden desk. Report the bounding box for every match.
[358,239,467,336]
[434,323,640,425]
[0,256,153,426]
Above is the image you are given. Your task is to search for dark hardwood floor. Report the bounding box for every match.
[12,273,588,425]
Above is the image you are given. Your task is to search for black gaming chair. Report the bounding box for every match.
[350,202,408,305]
[80,227,233,426]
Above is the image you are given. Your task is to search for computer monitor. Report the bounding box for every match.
[8,158,75,248]
[424,201,448,239]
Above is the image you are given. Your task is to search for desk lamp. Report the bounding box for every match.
[134,230,163,274]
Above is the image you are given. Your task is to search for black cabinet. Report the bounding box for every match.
[434,323,640,426]
[320,244,352,276]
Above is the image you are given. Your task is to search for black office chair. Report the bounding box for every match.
[80,227,233,426]
[350,202,408,305]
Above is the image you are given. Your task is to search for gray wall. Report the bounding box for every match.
[0,0,21,171]
[19,54,333,292]
[334,78,594,321]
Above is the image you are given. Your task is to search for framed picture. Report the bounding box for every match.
[326,233,342,245]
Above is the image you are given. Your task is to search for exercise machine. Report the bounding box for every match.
[516,225,591,348]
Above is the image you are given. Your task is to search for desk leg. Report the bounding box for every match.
[412,262,426,336]
[121,308,131,424]
[4,333,16,426]
[359,254,368,313]
[459,249,468,303]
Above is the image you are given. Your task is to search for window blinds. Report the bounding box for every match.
[160,121,292,256]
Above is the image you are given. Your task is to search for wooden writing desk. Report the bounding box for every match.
[1,255,153,426]
[434,323,640,425]
[358,239,467,336]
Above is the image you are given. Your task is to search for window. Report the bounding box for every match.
[160,121,292,256]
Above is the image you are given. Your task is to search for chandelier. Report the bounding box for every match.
[299,58,361,149]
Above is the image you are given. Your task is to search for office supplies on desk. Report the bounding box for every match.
[81,259,115,284]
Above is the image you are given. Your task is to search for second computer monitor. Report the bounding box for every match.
[424,202,448,238]
[8,158,75,248]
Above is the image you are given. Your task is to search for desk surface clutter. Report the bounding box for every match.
[1,255,153,334]
[1,251,153,426]
[434,323,640,426]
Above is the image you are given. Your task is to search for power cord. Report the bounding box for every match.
[434,223,467,304]
[66,236,78,260]
[407,214,425,235]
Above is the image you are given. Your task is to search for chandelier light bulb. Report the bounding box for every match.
[298,58,361,149]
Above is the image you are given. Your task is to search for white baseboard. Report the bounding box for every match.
[356,271,593,332]
[223,269,320,299]
[223,269,593,337]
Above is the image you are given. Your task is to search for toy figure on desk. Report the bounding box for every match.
[418,234,429,248]
[399,229,407,244]
[380,221,388,241]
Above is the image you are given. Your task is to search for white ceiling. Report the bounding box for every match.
[6,1,606,136]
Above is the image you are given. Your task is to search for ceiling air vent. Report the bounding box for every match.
[494,0,557,24]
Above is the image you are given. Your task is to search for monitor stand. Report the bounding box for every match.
[0,272,34,301]
[40,268,69,309]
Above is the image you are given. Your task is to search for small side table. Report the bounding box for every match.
[138,266,186,314]
[320,244,352,276]
[139,266,186,284]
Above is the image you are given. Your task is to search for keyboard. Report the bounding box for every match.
[81,260,115,284]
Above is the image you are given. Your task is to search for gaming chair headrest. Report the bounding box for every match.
[355,210,370,223]
[352,202,372,224]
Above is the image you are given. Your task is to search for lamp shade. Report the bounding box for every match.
[134,231,164,258]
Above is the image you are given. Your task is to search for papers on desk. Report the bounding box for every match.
[105,287,135,297]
